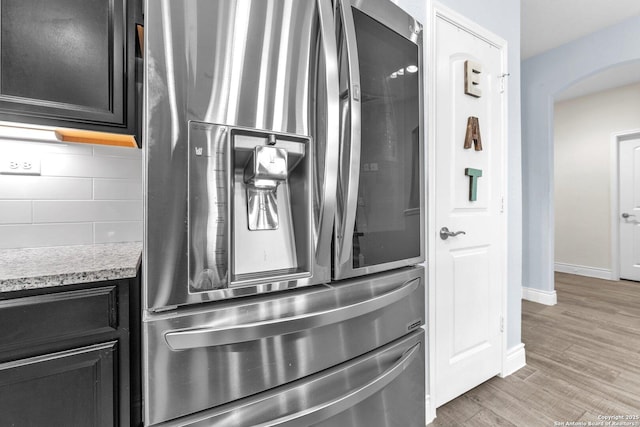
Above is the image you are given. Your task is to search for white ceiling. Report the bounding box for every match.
[521,0,640,59]
[521,0,640,101]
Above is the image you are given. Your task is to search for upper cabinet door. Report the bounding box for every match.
[0,0,135,134]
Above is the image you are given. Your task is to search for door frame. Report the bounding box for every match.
[610,128,640,280]
[427,2,509,420]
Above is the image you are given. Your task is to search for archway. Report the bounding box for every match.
[521,15,640,303]
[553,62,640,282]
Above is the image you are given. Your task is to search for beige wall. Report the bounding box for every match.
[554,82,640,271]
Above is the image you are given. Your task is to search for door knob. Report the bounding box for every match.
[440,227,466,240]
[622,213,635,219]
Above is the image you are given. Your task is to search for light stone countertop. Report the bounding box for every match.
[0,242,142,293]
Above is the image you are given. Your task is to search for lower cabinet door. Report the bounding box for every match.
[158,330,425,427]
[0,341,117,427]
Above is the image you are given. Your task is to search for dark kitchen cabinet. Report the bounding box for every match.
[0,342,117,426]
[0,277,139,426]
[0,0,137,135]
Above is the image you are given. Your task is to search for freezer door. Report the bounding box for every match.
[143,267,425,425]
[334,0,425,280]
[156,330,425,427]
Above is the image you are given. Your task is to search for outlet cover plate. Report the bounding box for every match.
[0,157,41,175]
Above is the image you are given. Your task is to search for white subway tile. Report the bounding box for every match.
[41,153,141,179]
[0,176,92,200]
[0,125,59,143]
[0,140,93,156]
[33,200,142,223]
[93,145,142,158]
[39,153,92,177]
[94,221,142,243]
[94,178,142,200]
[0,201,32,224]
[56,143,96,156]
[0,223,93,248]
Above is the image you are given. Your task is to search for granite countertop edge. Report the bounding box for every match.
[0,242,142,293]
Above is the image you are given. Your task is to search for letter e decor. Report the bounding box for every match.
[464,116,483,151]
[465,168,482,201]
[464,60,482,98]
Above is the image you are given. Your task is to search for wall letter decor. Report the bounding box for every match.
[465,168,482,201]
[464,116,483,151]
[464,60,482,98]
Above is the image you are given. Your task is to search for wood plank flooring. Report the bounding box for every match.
[428,272,640,426]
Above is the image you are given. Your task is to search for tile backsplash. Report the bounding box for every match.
[0,135,142,249]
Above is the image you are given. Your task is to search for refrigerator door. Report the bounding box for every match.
[143,267,424,425]
[155,330,425,427]
[144,0,339,310]
[334,0,425,280]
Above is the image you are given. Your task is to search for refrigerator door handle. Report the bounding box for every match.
[335,0,362,266]
[164,277,420,350]
[316,0,340,260]
[253,342,421,427]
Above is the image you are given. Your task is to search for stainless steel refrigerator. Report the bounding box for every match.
[142,0,425,425]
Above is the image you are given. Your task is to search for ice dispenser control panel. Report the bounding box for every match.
[188,122,229,291]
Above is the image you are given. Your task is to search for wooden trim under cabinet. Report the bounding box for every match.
[55,128,138,148]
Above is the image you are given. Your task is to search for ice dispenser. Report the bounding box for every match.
[188,122,312,292]
[243,144,288,231]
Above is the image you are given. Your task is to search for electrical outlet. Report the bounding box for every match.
[0,157,41,175]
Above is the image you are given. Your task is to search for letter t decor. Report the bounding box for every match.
[465,168,482,201]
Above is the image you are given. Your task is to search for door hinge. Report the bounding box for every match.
[500,316,504,333]
[499,73,510,94]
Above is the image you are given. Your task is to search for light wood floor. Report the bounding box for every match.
[429,272,640,426]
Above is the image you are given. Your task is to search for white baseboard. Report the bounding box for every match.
[425,394,435,425]
[554,262,614,280]
[522,286,557,305]
[500,343,526,378]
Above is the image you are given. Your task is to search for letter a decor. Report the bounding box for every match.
[464,116,483,151]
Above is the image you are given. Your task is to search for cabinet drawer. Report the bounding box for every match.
[160,330,425,427]
[0,286,118,352]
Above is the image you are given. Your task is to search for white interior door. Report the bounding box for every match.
[619,138,640,281]
[433,15,506,407]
